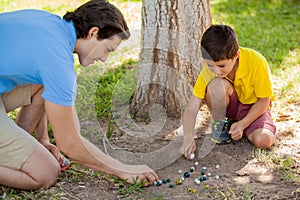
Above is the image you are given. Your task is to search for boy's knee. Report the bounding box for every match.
[252,131,275,149]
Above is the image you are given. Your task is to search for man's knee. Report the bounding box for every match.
[25,162,60,190]
[21,144,61,190]
[37,163,60,189]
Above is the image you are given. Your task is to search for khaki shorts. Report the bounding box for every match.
[0,85,38,169]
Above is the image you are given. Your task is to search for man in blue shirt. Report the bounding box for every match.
[0,0,158,190]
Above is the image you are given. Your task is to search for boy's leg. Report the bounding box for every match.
[205,78,234,144]
[0,97,60,190]
[205,78,234,120]
[247,128,275,149]
[227,92,276,149]
[243,109,276,149]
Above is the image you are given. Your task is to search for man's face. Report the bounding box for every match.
[78,34,122,66]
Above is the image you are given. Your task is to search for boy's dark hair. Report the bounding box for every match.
[63,0,130,40]
[201,25,238,61]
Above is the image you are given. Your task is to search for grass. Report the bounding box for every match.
[1,0,300,199]
[113,176,145,198]
[94,59,138,122]
[0,0,88,15]
[152,194,164,200]
[210,0,300,71]
[215,185,256,200]
[252,148,274,167]
[244,184,256,200]
[254,147,300,183]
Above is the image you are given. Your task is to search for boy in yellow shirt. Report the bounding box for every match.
[182,25,276,158]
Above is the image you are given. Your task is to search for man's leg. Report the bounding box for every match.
[16,85,45,134]
[0,96,60,190]
[15,85,65,165]
[0,143,60,190]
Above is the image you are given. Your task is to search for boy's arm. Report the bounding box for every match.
[229,97,270,140]
[181,95,203,158]
[45,100,159,184]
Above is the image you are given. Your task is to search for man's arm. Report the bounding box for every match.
[181,95,203,158]
[45,100,159,184]
[229,97,270,140]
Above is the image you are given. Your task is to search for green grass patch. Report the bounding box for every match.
[210,0,300,71]
[244,184,256,200]
[94,59,138,122]
[254,148,300,183]
[152,193,164,200]
[112,176,144,198]
[0,0,87,16]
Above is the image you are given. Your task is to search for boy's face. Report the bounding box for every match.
[206,51,240,78]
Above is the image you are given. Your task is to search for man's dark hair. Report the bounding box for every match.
[201,25,238,61]
[63,0,130,40]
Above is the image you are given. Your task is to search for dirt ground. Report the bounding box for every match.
[55,100,300,200]
[55,65,300,200]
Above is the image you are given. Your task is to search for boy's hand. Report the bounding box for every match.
[180,139,196,159]
[228,122,243,140]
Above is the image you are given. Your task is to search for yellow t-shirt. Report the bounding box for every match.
[193,47,274,104]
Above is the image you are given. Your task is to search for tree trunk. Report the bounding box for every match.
[131,0,212,118]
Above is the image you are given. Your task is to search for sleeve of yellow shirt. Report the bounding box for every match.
[253,58,274,101]
[193,63,216,99]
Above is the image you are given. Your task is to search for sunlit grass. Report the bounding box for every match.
[0,0,87,14]
[254,147,300,183]
[210,0,300,71]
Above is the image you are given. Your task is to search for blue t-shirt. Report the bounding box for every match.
[0,9,77,106]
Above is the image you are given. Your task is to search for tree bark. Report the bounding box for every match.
[131,0,212,118]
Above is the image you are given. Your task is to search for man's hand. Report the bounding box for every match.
[118,164,159,186]
[40,141,65,166]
